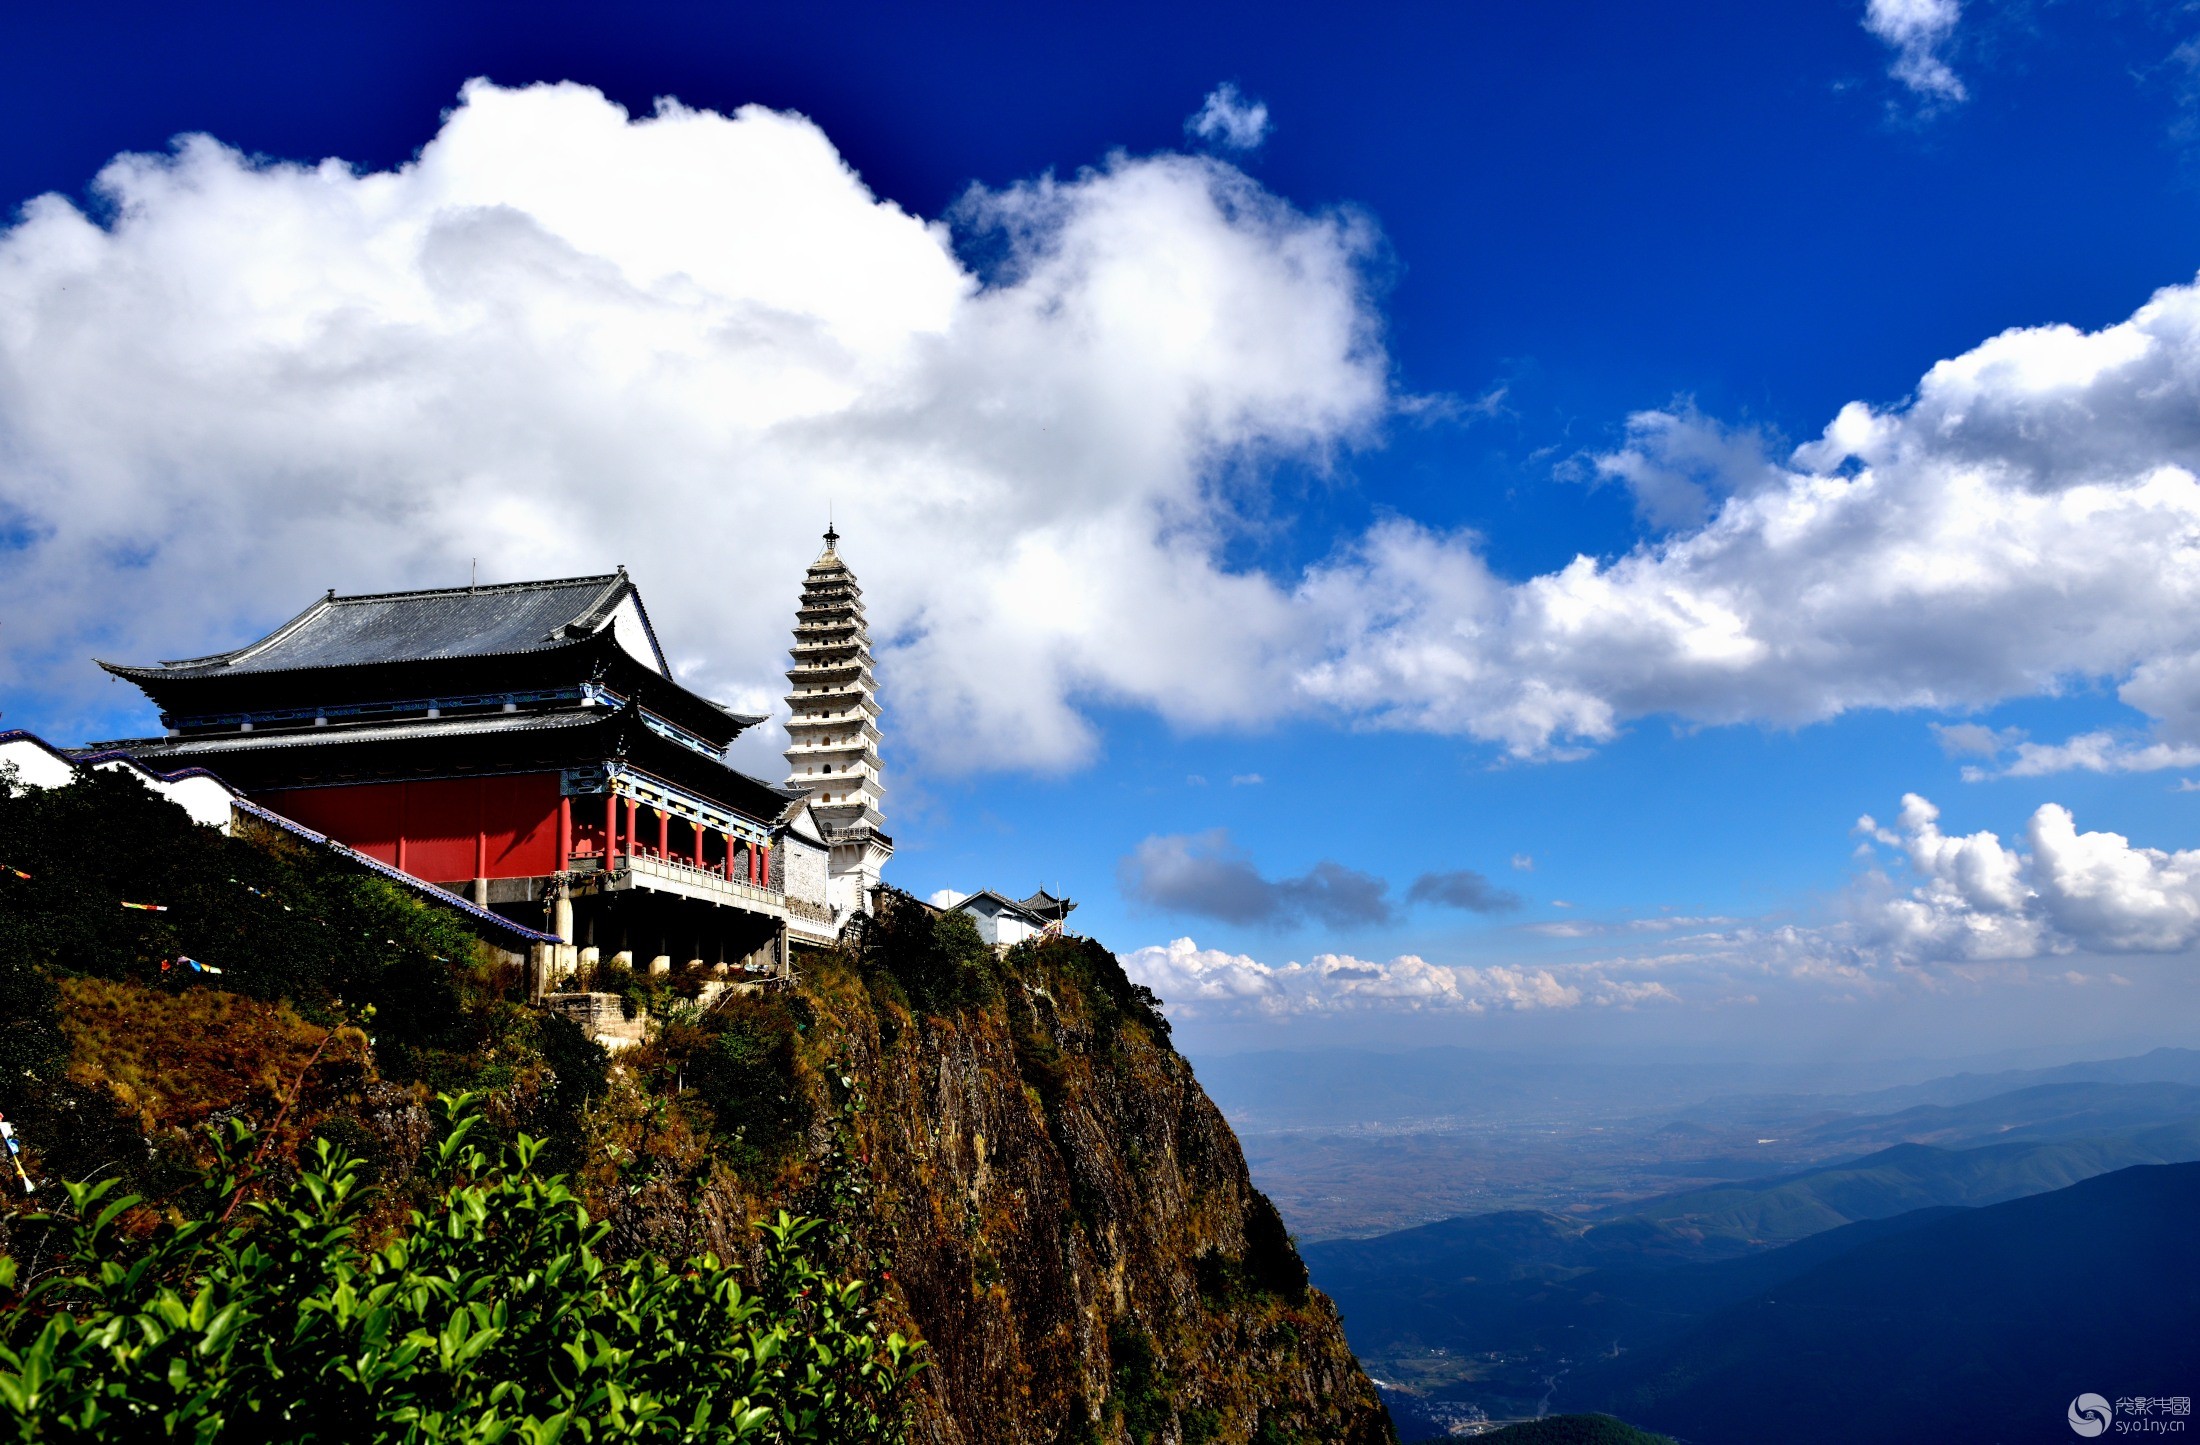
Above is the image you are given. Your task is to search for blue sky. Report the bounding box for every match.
[9,1,2200,1064]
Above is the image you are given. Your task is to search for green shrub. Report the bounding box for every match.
[0,1093,922,1442]
[860,895,998,1015]
[682,994,814,1161]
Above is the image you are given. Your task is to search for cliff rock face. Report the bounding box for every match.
[2,775,1391,1445]
[795,934,1393,1444]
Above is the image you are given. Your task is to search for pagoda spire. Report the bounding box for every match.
[783,525,891,917]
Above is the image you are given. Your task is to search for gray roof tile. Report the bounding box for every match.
[115,573,636,678]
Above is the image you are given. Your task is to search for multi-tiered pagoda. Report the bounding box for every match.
[782,527,893,920]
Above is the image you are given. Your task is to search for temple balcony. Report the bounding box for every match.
[574,849,788,917]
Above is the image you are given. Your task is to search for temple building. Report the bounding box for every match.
[781,526,892,920]
[947,888,1078,948]
[87,550,885,988]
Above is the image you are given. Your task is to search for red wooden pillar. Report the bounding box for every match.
[722,831,736,882]
[759,842,771,889]
[654,809,667,858]
[624,798,638,861]
[690,819,704,869]
[473,827,486,881]
[603,794,616,860]
[558,796,573,869]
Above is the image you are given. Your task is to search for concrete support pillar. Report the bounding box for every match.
[612,949,634,969]
[554,891,574,944]
[649,954,671,976]
[527,942,550,1002]
[471,877,489,907]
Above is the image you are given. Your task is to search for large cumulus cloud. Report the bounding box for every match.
[11,79,2200,777]
[1856,794,2200,960]
[0,79,1382,770]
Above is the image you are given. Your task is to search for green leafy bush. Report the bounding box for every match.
[0,1094,922,1442]
[656,994,812,1167]
[859,896,998,1015]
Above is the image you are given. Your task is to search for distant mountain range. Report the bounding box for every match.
[1198,1044,2200,1132]
[1312,1070,2200,1435]
[1623,1117,2200,1247]
[1816,1045,2200,1112]
[1557,1162,2200,1445]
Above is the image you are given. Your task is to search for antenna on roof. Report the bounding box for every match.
[470,558,477,591]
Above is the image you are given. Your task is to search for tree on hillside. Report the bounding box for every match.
[0,1094,923,1443]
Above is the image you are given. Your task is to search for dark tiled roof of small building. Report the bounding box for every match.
[1021,888,1076,915]
[102,572,652,680]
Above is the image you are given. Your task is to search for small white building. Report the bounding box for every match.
[948,888,1078,948]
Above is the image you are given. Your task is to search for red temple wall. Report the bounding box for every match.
[257,774,563,881]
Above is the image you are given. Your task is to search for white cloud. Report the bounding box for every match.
[1510,853,1534,871]
[928,888,969,908]
[1863,0,1967,108]
[1854,793,2200,959]
[0,80,1383,772]
[1932,721,2022,758]
[1588,403,1784,530]
[1961,730,2200,781]
[1185,83,1271,151]
[1119,937,1657,1018]
[14,81,2200,781]
[1294,276,2200,759]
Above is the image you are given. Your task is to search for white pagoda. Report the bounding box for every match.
[783,525,892,921]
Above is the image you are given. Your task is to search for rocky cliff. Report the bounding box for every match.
[794,927,1392,1445]
[0,775,1391,1442]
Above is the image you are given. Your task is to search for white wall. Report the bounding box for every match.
[3,734,241,832]
[0,736,79,791]
[782,834,829,905]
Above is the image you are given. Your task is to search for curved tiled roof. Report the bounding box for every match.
[102,572,647,680]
